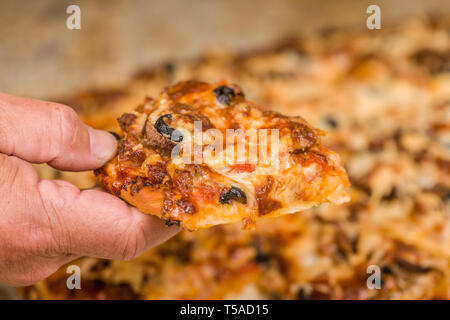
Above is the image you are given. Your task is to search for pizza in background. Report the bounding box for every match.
[25,15,450,299]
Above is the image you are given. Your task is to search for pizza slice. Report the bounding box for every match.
[95,80,350,230]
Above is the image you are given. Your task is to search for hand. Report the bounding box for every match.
[0,93,180,286]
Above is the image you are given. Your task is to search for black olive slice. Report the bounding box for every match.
[213,86,235,106]
[154,114,183,142]
[165,219,181,227]
[219,186,247,204]
[324,116,338,128]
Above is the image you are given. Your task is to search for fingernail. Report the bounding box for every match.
[108,131,121,141]
[89,127,118,163]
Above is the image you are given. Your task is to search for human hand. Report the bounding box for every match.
[0,93,179,286]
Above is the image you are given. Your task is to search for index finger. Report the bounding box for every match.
[0,92,117,171]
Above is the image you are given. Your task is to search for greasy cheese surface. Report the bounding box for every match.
[95,81,350,230]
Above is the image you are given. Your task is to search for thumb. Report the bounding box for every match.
[0,92,117,171]
[38,179,180,260]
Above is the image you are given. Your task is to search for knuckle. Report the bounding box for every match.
[0,154,15,185]
[119,237,139,261]
[118,223,147,261]
[0,115,14,155]
[53,105,80,155]
[0,126,10,154]
[36,180,73,255]
[27,228,58,258]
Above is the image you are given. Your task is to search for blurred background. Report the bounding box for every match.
[0,0,449,100]
[0,0,449,300]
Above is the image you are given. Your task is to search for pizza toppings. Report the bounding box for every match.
[176,199,197,215]
[324,116,339,129]
[213,85,235,106]
[95,80,350,230]
[255,176,282,216]
[144,120,177,150]
[154,114,183,142]
[117,113,137,131]
[219,186,248,205]
[411,49,450,74]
